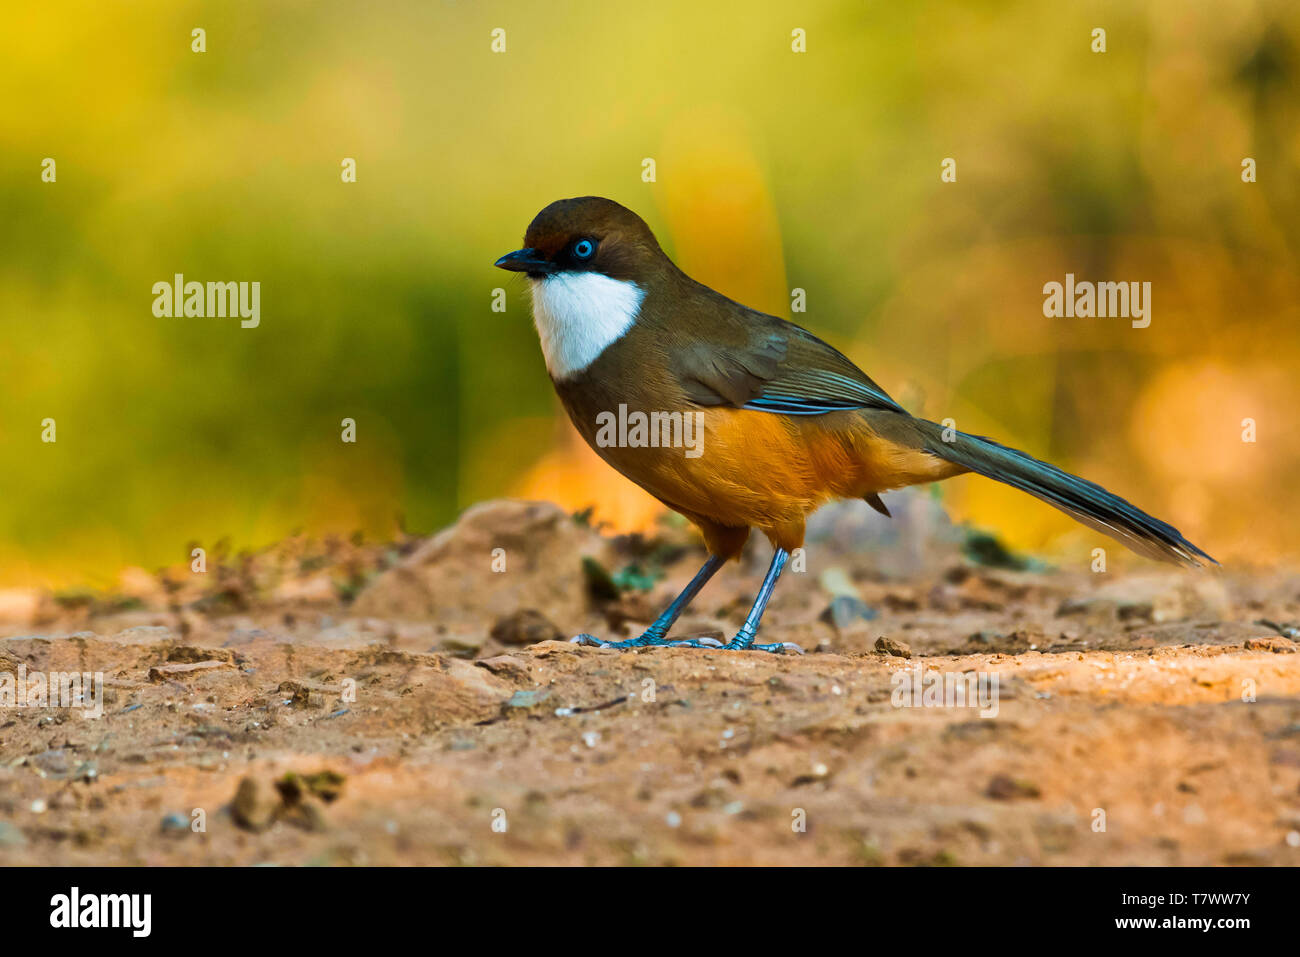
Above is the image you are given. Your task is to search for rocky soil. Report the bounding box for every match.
[1,497,1297,865]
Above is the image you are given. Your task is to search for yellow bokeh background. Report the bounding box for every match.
[3,1,1299,588]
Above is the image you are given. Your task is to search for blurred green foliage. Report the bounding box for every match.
[2,0,1298,585]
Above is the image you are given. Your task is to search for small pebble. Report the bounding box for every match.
[874,635,912,658]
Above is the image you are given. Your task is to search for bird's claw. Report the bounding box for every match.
[656,636,726,648]
[569,633,799,654]
[748,641,805,655]
[569,633,725,649]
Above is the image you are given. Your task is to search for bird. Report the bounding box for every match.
[494,196,1215,654]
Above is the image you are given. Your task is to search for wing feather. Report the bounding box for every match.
[673,310,904,416]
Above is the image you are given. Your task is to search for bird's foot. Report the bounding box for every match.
[570,633,802,654]
[716,635,804,654]
[740,640,805,655]
[570,632,724,650]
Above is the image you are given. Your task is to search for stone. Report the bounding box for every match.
[351,500,615,629]
[231,777,275,831]
[490,609,564,646]
[821,596,879,631]
[148,659,233,681]
[1244,637,1297,654]
[874,635,912,658]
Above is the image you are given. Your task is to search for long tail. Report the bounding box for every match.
[914,419,1216,568]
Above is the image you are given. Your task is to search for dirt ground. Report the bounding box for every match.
[1,496,1298,866]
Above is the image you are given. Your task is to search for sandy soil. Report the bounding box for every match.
[1,497,1298,865]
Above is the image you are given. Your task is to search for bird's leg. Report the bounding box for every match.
[635,553,726,642]
[571,554,726,648]
[724,547,802,653]
[571,548,803,654]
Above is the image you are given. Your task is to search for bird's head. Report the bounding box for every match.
[494,196,666,282]
[495,197,675,379]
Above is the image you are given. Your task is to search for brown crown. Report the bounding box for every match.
[523,197,663,261]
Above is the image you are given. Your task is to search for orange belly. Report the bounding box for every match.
[584,406,964,554]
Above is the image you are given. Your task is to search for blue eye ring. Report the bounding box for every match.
[573,238,596,261]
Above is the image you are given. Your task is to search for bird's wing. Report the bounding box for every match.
[675,311,906,416]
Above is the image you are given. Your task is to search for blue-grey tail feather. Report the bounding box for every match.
[921,423,1216,568]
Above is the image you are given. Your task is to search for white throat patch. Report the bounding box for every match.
[529,272,645,380]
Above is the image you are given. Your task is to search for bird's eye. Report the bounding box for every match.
[572,239,596,261]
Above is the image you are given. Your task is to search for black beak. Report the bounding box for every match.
[494,248,555,276]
